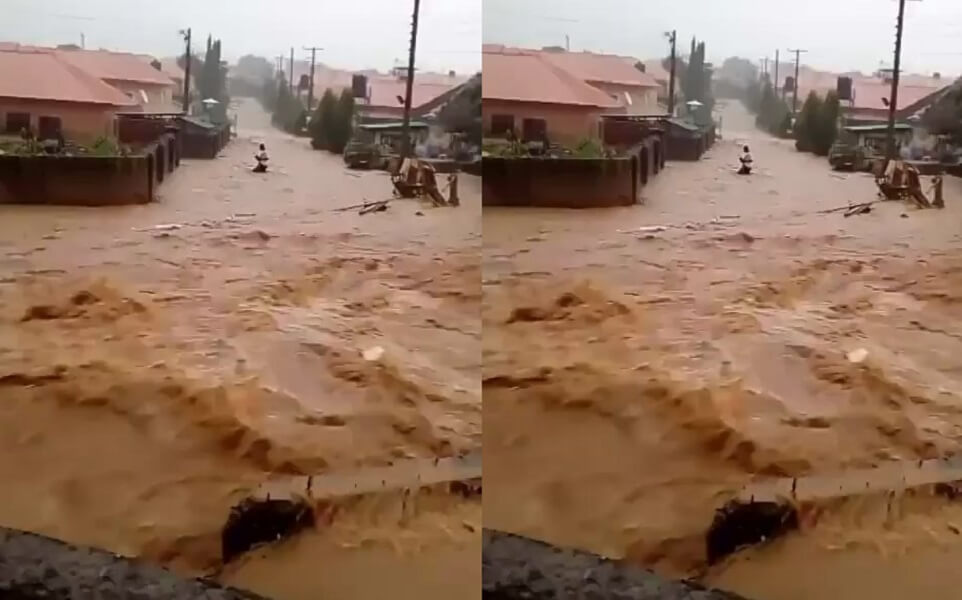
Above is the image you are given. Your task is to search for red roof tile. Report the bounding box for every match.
[58,49,176,87]
[539,51,660,88]
[482,46,619,108]
[366,76,461,109]
[136,54,185,83]
[642,59,671,84]
[0,46,135,106]
[850,80,946,111]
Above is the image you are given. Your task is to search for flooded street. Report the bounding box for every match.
[482,99,962,599]
[0,98,480,599]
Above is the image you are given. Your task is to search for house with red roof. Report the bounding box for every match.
[0,44,135,142]
[58,49,178,113]
[482,45,620,145]
[538,49,661,115]
[844,77,951,123]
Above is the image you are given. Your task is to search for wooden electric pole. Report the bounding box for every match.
[289,47,295,95]
[787,48,807,114]
[400,0,421,159]
[886,0,909,160]
[180,28,192,114]
[774,49,780,96]
[666,30,677,116]
[304,46,323,110]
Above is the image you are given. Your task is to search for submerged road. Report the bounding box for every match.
[483,99,962,600]
[0,98,481,600]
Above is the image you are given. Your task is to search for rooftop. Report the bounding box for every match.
[58,48,176,87]
[482,46,619,108]
[539,50,660,88]
[0,45,135,106]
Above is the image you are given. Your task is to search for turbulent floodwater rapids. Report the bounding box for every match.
[483,100,962,600]
[0,99,480,600]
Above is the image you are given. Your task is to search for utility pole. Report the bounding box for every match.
[666,30,677,116]
[761,57,769,78]
[304,46,323,110]
[80,33,85,49]
[275,54,285,80]
[180,28,192,114]
[289,47,295,95]
[400,0,421,159]
[565,34,570,51]
[787,48,807,115]
[886,0,912,160]
[774,49,780,95]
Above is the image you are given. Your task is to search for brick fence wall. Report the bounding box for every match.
[483,155,637,208]
[482,136,663,208]
[0,154,154,206]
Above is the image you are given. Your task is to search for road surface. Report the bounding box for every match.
[0,98,481,600]
[483,99,962,600]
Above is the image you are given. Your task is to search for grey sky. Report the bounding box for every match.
[2,0,481,75]
[484,0,962,76]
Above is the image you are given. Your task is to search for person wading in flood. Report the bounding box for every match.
[738,144,753,175]
[253,143,269,173]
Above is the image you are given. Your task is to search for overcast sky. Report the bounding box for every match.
[484,0,962,76]
[1,0,481,75]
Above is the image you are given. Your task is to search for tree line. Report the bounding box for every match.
[682,38,715,126]
[738,67,840,156]
[175,35,230,123]
[259,73,355,154]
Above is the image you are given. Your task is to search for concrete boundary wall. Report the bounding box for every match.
[0,153,154,206]
[483,136,663,208]
[483,530,753,600]
[0,132,181,206]
[0,527,269,599]
[482,156,638,208]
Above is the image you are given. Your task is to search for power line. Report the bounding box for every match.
[787,48,808,115]
[304,46,323,110]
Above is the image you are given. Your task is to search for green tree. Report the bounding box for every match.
[754,79,791,137]
[812,90,840,155]
[795,91,823,153]
[310,89,338,149]
[330,89,356,153]
[680,39,714,126]
[438,74,482,145]
[195,37,229,122]
[272,74,305,134]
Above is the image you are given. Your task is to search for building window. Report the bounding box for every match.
[5,112,30,134]
[38,116,63,140]
[522,118,547,142]
[490,114,514,137]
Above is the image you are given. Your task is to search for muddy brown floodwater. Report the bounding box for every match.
[0,98,480,600]
[483,99,962,600]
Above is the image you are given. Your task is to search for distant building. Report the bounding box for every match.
[0,44,135,141]
[137,55,186,93]
[641,59,672,104]
[302,63,469,122]
[537,50,661,115]
[57,49,178,113]
[481,45,620,145]
[843,76,951,124]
